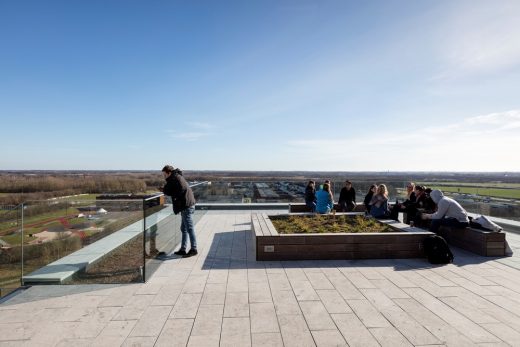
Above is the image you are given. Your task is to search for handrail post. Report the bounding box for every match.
[142,198,146,282]
[20,203,24,286]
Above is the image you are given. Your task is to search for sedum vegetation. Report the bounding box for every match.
[270,214,393,234]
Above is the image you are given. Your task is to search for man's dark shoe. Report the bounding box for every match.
[182,249,198,258]
[173,249,187,256]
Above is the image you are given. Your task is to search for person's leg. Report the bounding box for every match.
[389,205,399,221]
[430,218,442,233]
[405,206,417,225]
[184,206,197,250]
[430,217,465,233]
[447,218,469,229]
[179,211,188,251]
[339,201,347,212]
[347,201,355,212]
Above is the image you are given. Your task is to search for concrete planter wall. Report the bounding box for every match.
[253,213,434,261]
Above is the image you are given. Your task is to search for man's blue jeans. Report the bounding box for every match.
[430,217,469,234]
[180,206,197,251]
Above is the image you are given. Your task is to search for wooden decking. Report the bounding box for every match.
[1,210,520,347]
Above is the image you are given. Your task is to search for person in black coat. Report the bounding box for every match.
[364,184,377,213]
[304,180,317,212]
[162,165,197,257]
[389,182,417,221]
[338,180,356,212]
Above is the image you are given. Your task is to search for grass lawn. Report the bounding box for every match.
[58,194,98,201]
[420,182,520,188]
[270,215,392,234]
[0,208,79,234]
[428,186,520,199]
[0,233,36,245]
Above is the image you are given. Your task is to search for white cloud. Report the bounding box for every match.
[433,1,520,79]
[164,121,215,141]
[285,109,520,171]
[170,132,208,141]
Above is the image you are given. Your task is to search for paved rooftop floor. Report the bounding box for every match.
[1,211,520,347]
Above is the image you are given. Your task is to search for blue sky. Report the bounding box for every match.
[1,0,519,171]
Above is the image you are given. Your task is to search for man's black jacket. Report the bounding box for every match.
[339,187,356,203]
[163,169,196,214]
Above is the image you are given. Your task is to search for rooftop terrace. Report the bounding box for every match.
[2,209,520,347]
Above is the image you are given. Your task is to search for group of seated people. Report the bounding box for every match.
[305,180,470,233]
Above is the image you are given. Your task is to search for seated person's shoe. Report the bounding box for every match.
[182,249,198,258]
[173,249,187,256]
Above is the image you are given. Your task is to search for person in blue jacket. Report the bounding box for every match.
[315,182,334,214]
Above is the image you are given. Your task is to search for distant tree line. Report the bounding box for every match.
[0,173,152,204]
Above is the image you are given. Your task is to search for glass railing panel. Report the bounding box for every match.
[0,204,23,298]
[143,194,207,280]
[192,179,410,205]
[21,198,145,285]
[193,181,305,204]
[190,179,519,221]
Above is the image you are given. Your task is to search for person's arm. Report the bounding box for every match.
[352,188,356,203]
[162,180,174,197]
[424,199,449,220]
[169,176,185,202]
[338,188,344,203]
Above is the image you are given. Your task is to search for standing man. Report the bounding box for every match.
[162,165,197,257]
[338,180,356,212]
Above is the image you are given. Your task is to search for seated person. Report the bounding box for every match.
[364,184,377,214]
[422,187,436,212]
[304,180,317,212]
[338,180,356,212]
[389,182,417,220]
[316,182,334,214]
[407,185,432,225]
[324,179,334,202]
[421,190,469,233]
[369,184,390,218]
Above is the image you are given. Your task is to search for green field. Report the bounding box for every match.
[421,182,520,188]
[428,186,520,199]
[0,208,79,236]
[0,233,36,245]
[57,194,98,201]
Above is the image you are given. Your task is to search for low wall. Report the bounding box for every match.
[437,226,506,257]
[253,213,433,261]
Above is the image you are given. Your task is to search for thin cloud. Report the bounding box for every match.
[165,121,215,141]
[185,121,214,130]
[432,2,520,79]
[171,132,208,141]
[285,109,520,170]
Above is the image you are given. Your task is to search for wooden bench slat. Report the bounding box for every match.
[251,214,264,237]
[262,213,278,236]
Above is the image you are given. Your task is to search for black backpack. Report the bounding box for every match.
[423,235,454,264]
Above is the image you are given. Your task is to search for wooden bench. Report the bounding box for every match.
[437,226,506,257]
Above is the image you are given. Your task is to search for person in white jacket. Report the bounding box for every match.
[421,189,469,233]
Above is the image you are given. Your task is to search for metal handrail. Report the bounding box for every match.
[143,181,210,201]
